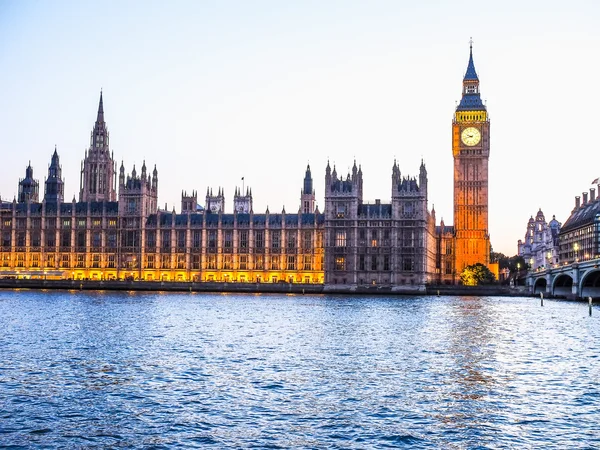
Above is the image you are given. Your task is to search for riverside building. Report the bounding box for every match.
[0,45,493,287]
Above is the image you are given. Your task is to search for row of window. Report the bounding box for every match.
[1,253,317,271]
[333,255,415,272]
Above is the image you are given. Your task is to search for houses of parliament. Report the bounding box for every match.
[0,45,492,288]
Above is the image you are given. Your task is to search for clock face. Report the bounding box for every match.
[461,127,481,146]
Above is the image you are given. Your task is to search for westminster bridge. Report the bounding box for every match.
[527,258,600,299]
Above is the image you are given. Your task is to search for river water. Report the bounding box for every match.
[0,291,598,448]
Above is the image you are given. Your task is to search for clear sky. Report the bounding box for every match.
[1,0,599,256]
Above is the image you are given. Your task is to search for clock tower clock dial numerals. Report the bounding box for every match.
[461,127,481,146]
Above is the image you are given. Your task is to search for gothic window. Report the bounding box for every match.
[255,231,264,249]
[60,254,70,268]
[371,255,377,271]
[207,230,217,250]
[335,231,346,248]
[287,255,296,270]
[240,231,248,249]
[107,255,115,268]
[31,232,41,247]
[162,231,171,251]
[303,231,312,250]
[287,233,296,249]
[271,231,281,249]
[335,256,345,271]
[45,233,55,248]
[403,257,414,272]
[192,255,200,270]
[107,231,117,249]
[223,255,232,270]
[77,231,86,248]
[177,255,185,269]
[239,255,248,270]
[60,231,70,248]
[62,219,71,229]
[371,230,378,248]
[192,230,201,249]
[177,230,186,248]
[207,255,217,270]
[270,256,280,270]
[303,255,312,270]
[384,255,390,271]
[161,254,170,269]
[146,231,156,249]
[224,231,233,248]
[359,254,365,271]
[255,255,264,270]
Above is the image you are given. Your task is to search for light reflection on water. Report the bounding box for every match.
[0,291,599,448]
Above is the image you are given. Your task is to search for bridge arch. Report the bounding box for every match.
[533,278,547,295]
[552,274,573,297]
[580,269,600,299]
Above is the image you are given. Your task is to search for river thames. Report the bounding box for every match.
[0,291,598,448]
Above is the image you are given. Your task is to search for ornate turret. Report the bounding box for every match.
[234,186,253,213]
[79,91,117,202]
[456,40,486,112]
[44,146,64,203]
[18,161,39,203]
[300,164,315,213]
[206,187,224,213]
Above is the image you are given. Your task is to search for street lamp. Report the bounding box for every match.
[574,242,579,262]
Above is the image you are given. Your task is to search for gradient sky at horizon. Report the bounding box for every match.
[1,0,599,256]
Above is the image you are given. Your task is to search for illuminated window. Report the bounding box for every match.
[287,256,296,270]
[239,255,248,270]
[255,255,264,270]
[335,256,345,271]
[223,255,232,270]
[335,231,346,247]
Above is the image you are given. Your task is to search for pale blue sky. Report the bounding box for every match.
[1,0,599,255]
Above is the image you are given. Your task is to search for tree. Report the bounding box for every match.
[460,263,496,286]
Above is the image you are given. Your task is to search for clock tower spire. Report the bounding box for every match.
[452,41,491,273]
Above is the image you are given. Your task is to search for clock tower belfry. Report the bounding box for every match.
[452,42,490,272]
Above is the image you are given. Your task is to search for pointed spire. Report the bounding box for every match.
[464,38,478,81]
[96,90,104,123]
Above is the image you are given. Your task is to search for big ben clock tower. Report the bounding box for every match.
[453,41,490,272]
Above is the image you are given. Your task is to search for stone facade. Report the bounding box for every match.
[323,160,436,290]
[518,209,561,271]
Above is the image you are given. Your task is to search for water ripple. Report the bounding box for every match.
[0,292,599,448]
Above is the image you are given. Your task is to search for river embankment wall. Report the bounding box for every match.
[0,279,537,297]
